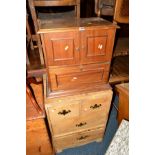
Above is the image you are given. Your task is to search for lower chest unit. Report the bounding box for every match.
[45,88,113,153]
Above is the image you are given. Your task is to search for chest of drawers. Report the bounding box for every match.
[39,17,117,93]
[40,17,117,153]
[43,75,113,152]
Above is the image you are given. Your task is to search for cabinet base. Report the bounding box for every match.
[47,82,112,99]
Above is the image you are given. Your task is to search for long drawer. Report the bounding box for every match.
[48,63,110,91]
[53,126,105,152]
[51,112,107,136]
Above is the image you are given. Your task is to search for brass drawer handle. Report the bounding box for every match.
[98,44,103,50]
[90,104,102,109]
[77,135,89,141]
[58,109,71,115]
[64,45,69,51]
[76,122,87,127]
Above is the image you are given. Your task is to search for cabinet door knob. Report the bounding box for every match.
[76,122,87,127]
[64,45,69,51]
[58,109,71,115]
[71,77,77,81]
[98,44,103,50]
[90,104,102,109]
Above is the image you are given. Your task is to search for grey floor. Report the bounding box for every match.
[57,95,119,155]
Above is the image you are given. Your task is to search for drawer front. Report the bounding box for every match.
[51,117,78,136]
[75,113,107,132]
[57,69,104,85]
[51,111,107,136]
[81,90,113,115]
[80,28,116,64]
[47,101,79,124]
[49,63,110,91]
[53,127,104,151]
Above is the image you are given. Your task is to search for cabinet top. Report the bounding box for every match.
[38,17,118,33]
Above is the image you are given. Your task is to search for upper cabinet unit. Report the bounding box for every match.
[38,17,117,91]
[39,18,117,67]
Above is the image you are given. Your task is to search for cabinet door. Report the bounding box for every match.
[43,31,80,66]
[80,28,116,64]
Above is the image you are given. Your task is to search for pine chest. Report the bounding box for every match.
[43,75,113,152]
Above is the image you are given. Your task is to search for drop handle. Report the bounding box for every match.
[77,135,89,140]
[58,109,71,115]
[98,44,103,50]
[76,122,87,127]
[90,104,102,109]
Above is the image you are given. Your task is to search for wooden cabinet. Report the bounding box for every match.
[26,119,54,155]
[115,83,129,124]
[39,17,117,153]
[39,17,117,93]
[26,82,54,155]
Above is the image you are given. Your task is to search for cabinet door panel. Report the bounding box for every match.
[43,31,79,66]
[80,28,116,64]
[87,36,107,56]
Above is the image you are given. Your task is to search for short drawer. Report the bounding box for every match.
[49,63,110,91]
[53,127,105,152]
[81,89,113,115]
[47,100,80,124]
